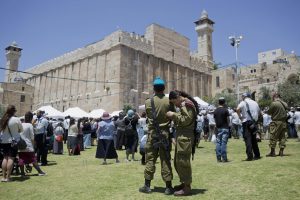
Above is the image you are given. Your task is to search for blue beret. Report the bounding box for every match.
[153,76,165,86]
[127,110,135,118]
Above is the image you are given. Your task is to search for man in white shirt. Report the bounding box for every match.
[63,116,70,144]
[207,110,216,142]
[237,92,261,161]
[287,108,296,138]
[263,112,272,140]
[231,109,241,139]
[33,110,49,166]
[294,107,300,141]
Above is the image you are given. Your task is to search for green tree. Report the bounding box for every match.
[213,62,222,70]
[122,103,133,114]
[258,86,272,108]
[277,79,300,106]
[213,88,237,108]
[202,96,213,104]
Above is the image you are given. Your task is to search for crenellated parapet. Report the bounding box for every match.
[119,31,153,54]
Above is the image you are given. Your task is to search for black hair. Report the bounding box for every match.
[153,84,165,93]
[24,111,33,123]
[0,105,17,132]
[169,90,199,114]
[70,118,75,127]
[219,99,226,105]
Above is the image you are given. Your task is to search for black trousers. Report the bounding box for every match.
[63,129,68,144]
[116,130,125,150]
[35,134,48,165]
[242,121,260,159]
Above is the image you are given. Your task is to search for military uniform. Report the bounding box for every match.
[267,99,288,156]
[170,99,196,185]
[144,94,173,182]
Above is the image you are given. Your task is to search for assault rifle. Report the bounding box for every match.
[150,97,170,160]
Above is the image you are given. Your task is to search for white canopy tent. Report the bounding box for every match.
[193,97,209,108]
[35,105,64,119]
[63,107,89,119]
[88,109,105,118]
[110,110,122,117]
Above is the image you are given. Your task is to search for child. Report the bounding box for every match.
[139,133,148,165]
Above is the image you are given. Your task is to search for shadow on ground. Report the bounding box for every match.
[152,186,207,196]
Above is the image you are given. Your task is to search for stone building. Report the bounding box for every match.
[5,10,214,113]
[0,82,34,116]
[212,49,300,99]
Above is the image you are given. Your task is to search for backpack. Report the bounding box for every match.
[125,118,133,131]
[47,123,54,137]
[125,118,136,137]
[195,118,203,134]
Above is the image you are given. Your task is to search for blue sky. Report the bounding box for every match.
[0,0,299,81]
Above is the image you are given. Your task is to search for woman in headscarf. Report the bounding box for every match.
[166,90,199,196]
[95,112,119,165]
[0,105,23,182]
[53,121,64,154]
[124,110,139,162]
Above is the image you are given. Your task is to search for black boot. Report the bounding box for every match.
[174,183,185,191]
[266,148,276,157]
[278,148,284,157]
[139,179,151,193]
[164,181,174,195]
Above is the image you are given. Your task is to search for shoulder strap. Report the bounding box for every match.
[277,100,288,112]
[151,97,162,135]
[245,100,255,122]
[7,126,14,139]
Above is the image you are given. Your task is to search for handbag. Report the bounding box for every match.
[55,135,63,142]
[8,126,27,150]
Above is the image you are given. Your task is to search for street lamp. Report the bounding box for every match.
[229,35,243,103]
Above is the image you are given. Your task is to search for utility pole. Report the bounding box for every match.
[229,35,243,103]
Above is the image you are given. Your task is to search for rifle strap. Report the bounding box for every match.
[245,100,256,123]
[151,97,162,135]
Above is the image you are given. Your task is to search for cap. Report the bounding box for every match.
[219,97,225,100]
[153,76,165,86]
[242,92,251,98]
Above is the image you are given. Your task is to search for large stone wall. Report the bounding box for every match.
[27,46,122,112]
[120,45,211,110]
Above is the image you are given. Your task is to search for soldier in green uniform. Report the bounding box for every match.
[266,92,288,157]
[139,77,174,195]
[166,90,199,196]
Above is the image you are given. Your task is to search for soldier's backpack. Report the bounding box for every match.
[125,118,135,136]
[47,123,54,137]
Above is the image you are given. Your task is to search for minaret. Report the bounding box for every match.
[194,10,214,62]
[5,41,22,82]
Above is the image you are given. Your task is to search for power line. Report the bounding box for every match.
[0,66,213,87]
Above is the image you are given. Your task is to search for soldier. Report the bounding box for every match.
[266,92,288,157]
[166,90,199,196]
[139,77,174,195]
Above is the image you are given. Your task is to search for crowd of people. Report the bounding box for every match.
[0,76,299,197]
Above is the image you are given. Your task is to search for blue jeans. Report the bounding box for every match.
[216,128,229,161]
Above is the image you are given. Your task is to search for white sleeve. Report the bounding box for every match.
[29,125,35,140]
